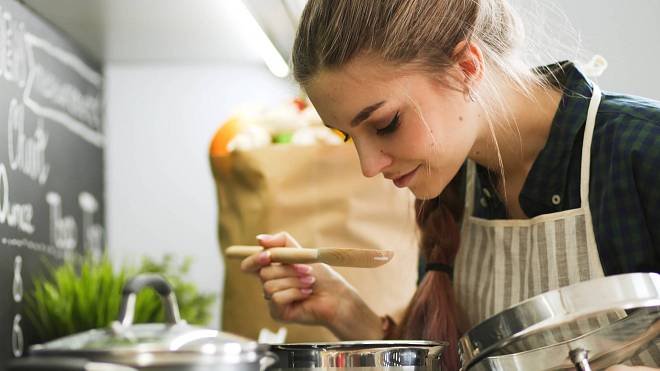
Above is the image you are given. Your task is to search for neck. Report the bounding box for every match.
[468,80,562,179]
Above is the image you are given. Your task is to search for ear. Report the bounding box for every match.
[451,40,485,90]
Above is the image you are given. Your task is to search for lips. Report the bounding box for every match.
[390,165,421,188]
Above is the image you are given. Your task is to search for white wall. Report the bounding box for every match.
[104,64,295,328]
[511,0,660,99]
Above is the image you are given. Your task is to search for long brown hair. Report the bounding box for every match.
[392,176,464,369]
[291,1,542,369]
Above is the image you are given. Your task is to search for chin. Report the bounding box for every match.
[408,184,443,200]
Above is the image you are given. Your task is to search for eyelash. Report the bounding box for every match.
[339,112,400,142]
[376,112,400,136]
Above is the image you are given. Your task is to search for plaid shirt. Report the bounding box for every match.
[471,61,660,275]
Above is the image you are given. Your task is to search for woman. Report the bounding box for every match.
[240,0,660,369]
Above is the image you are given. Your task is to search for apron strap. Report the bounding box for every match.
[465,160,476,215]
[464,85,602,216]
[580,85,601,207]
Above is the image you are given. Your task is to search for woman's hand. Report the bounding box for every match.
[240,231,383,340]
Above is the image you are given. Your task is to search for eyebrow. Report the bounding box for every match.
[350,100,386,127]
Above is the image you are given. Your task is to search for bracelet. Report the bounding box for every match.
[380,315,397,340]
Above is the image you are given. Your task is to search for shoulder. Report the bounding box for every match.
[591,92,660,198]
[589,91,660,274]
[594,92,660,165]
[598,91,660,123]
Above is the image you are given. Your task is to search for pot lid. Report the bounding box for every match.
[459,273,660,370]
[30,274,266,364]
[31,323,258,354]
[467,306,659,370]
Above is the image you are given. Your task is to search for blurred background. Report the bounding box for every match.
[21,0,660,330]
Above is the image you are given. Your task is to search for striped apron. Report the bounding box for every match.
[453,85,659,366]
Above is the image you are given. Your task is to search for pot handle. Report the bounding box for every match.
[117,274,183,327]
[570,348,592,371]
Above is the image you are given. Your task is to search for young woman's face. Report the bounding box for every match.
[306,57,481,199]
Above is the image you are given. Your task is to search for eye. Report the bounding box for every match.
[376,112,400,136]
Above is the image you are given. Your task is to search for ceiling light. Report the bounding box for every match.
[225,0,290,78]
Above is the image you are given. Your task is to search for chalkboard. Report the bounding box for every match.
[0,0,104,369]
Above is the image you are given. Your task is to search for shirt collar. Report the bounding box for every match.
[519,61,596,214]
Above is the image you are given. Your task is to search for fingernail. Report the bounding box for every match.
[300,275,315,285]
[300,288,313,295]
[293,264,312,274]
[258,251,271,264]
[256,234,271,241]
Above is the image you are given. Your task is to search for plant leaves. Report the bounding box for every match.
[23,253,217,343]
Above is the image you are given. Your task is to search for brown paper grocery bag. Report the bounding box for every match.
[210,143,419,342]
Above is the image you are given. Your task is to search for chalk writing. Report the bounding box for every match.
[24,33,102,147]
[8,99,49,184]
[79,192,103,257]
[11,314,22,357]
[0,163,34,234]
[12,255,22,302]
[46,192,77,250]
[0,6,27,87]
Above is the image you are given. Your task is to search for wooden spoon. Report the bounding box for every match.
[225,245,394,268]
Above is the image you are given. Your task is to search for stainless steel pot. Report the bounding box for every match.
[459,273,660,371]
[268,340,447,370]
[10,274,276,371]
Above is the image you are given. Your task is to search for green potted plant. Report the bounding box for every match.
[24,253,216,343]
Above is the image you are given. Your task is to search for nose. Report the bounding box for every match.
[356,143,392,178]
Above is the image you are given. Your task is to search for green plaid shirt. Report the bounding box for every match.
[472,61,660,275]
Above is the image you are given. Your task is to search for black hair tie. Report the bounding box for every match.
[425,263,453,275]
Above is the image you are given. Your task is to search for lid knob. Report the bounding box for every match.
[116,274,183,328]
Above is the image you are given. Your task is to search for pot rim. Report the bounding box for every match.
[269,340,448,348]
[29,344,273,367]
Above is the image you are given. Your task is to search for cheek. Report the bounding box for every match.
[411,111,476,165]
[409,116,472,198]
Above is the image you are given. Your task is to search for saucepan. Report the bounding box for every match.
[10,274,277,371]
[267,340,447,370]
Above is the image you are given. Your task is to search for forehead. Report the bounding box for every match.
[305,58,409,127]
[309,57,395,94]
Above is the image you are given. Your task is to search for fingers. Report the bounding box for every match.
[261,264,314,305]
[270,287,313,305]
[242,231,301,273]
[240,251,271,273]
[264,275,315,298]
[260,264,312,281]
[257,231,302,248]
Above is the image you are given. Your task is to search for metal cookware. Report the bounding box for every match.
[268,340,446,370]
[10,274,276,371]
[9,357,139,370]
[459,272,660,370]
